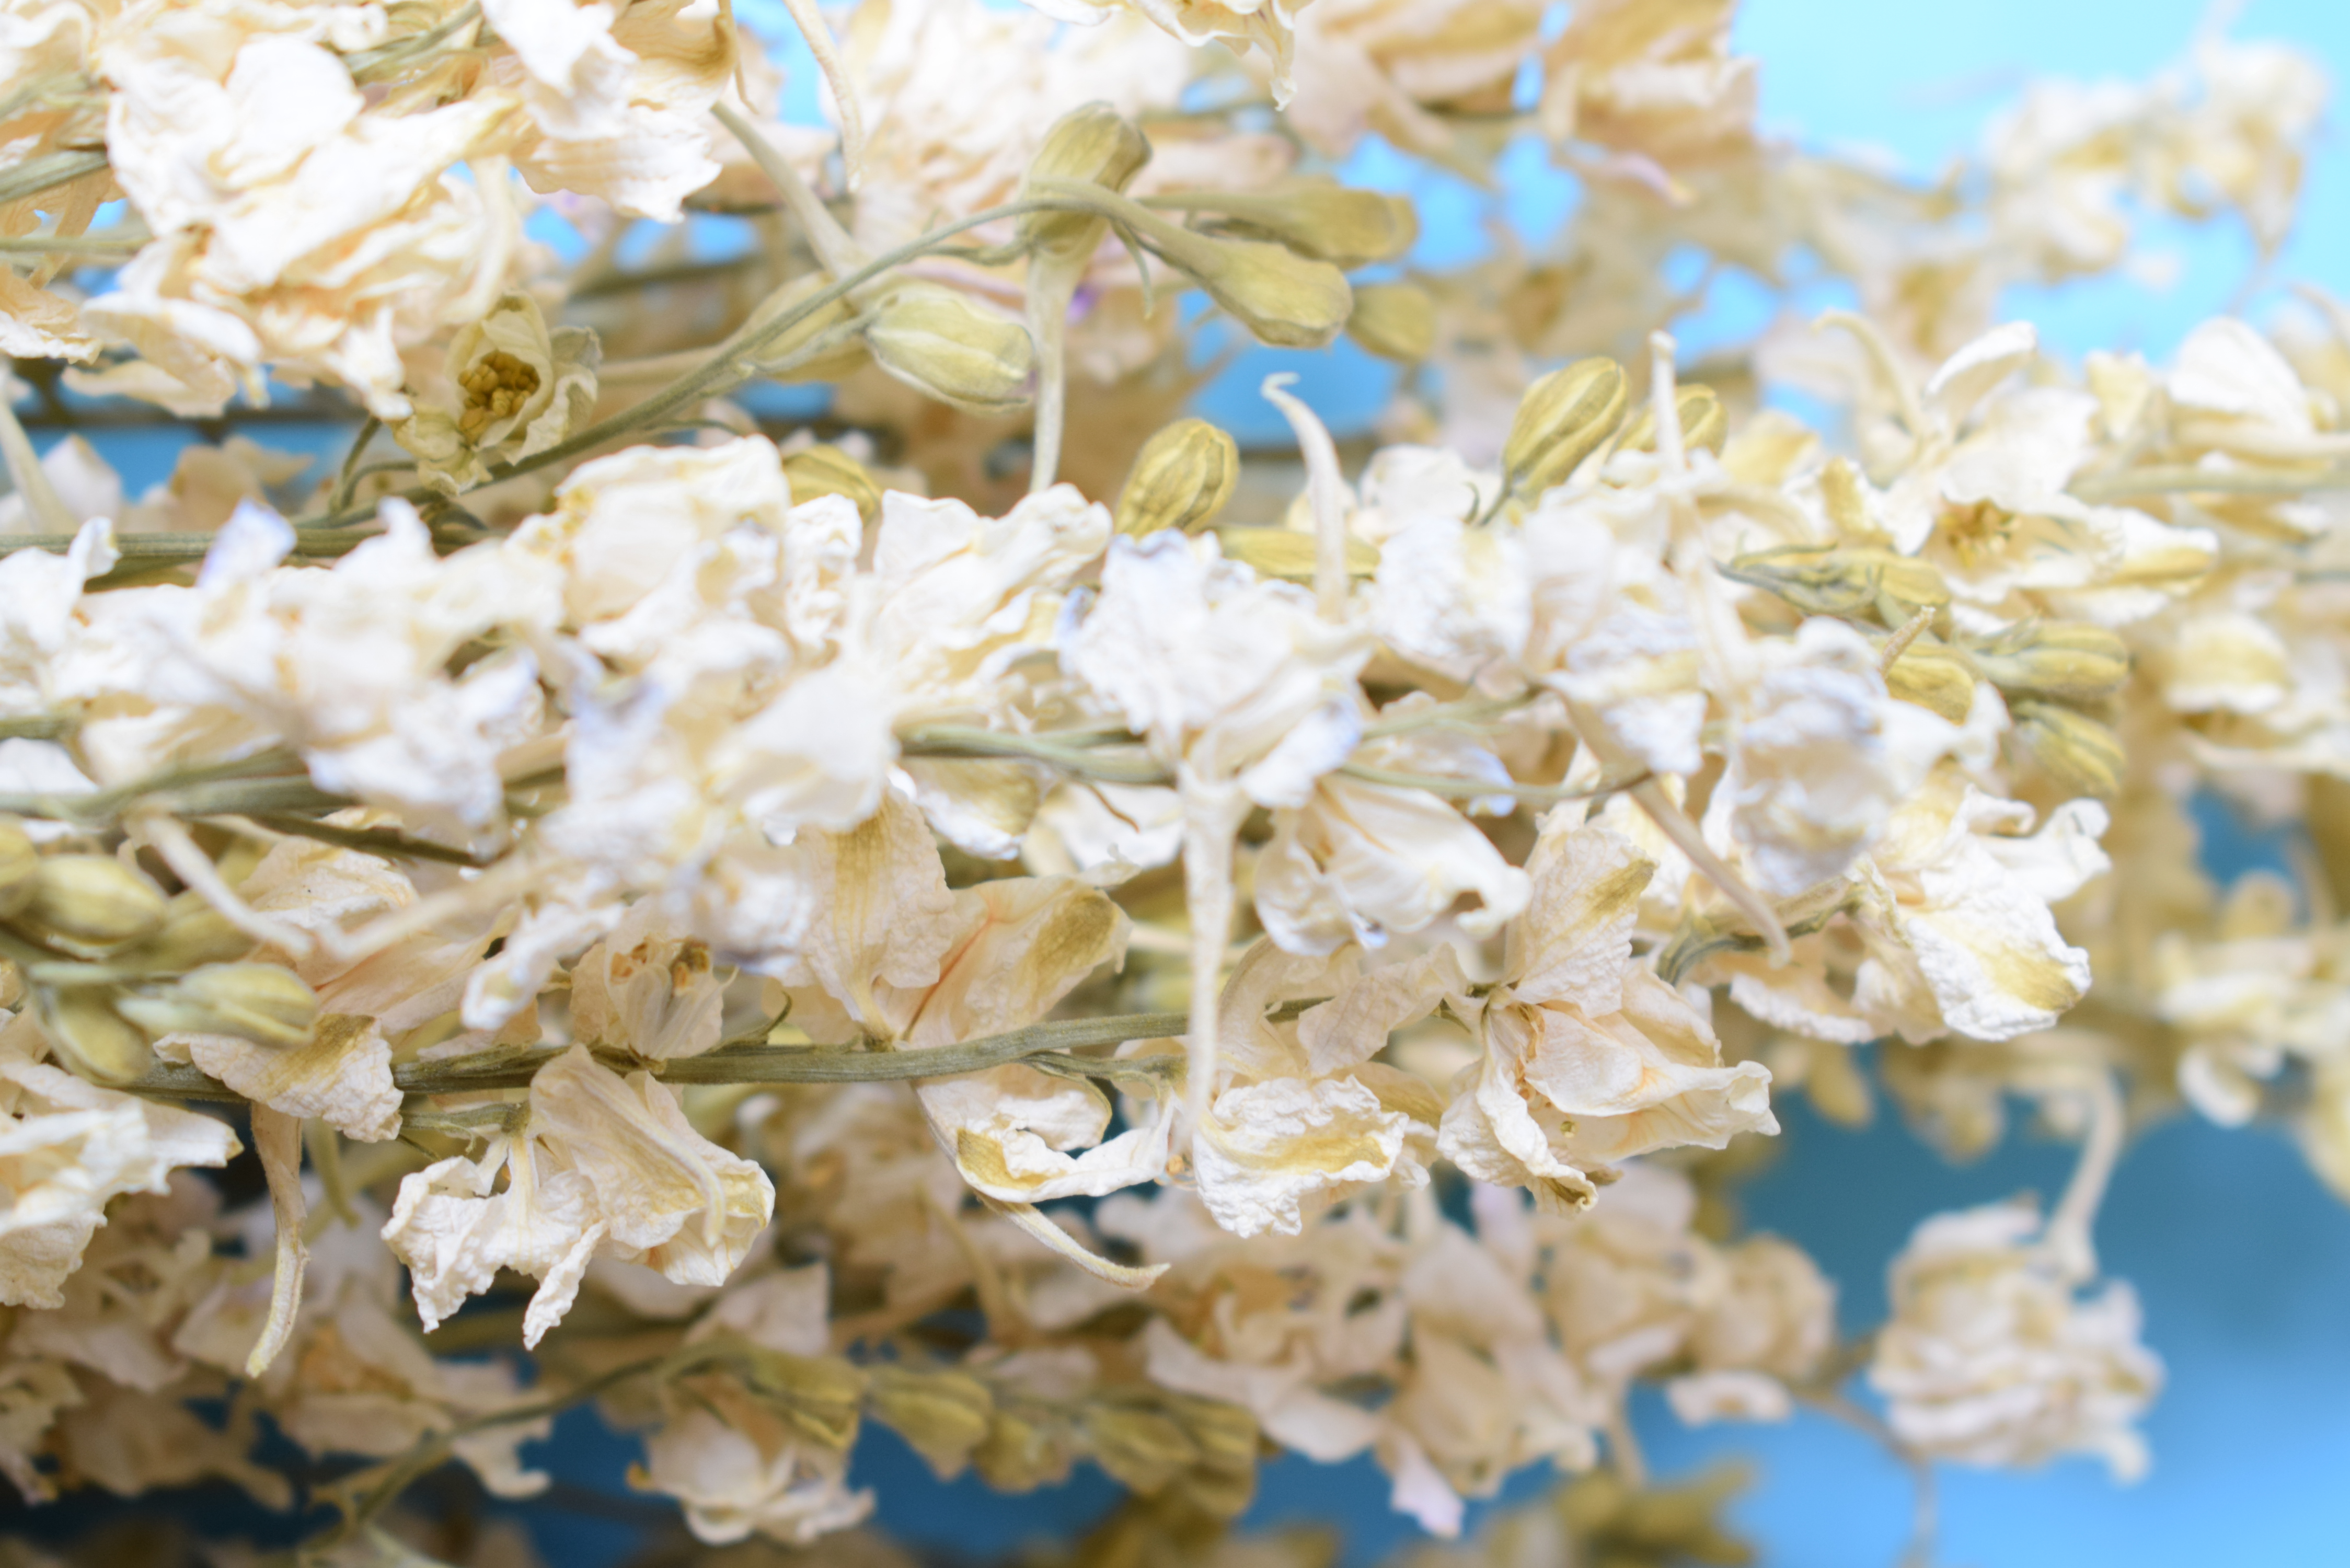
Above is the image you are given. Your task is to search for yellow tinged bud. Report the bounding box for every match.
[14,855,168,955]
[0,819,35,918]
[866,1365,994,1472]
[1883,638,1980,723]
[741,1348,868,1451]
[1503,357,1628,498]
[1621,384,1729,456]
[1183,182,1419,269]
[1720,544,1951,627]
[36,987,155,1085]
[1167,230,1354,349]
[1165,1394,1258,1473]
[1020,102,1152,261]
[133,891,256,972]
[2012,700,2125,799]
[1345,281,1438,363]
[1968,622,2132,704]
[1173,1461,1259,1520]
[118,962,319,1050]
[971,1409,1067,1492]
[866,285,1036,413]
[1084,1400,1200,1493]
[1214,525,1379,580]
[1116,418,1240,537]
[781,444,882,526]
[739,272,867,381]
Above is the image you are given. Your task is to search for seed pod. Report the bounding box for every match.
[1213,525,1379,580]
[1503,357,1629,498]
[1184,182,1419,269]
[782,444,882,526]
[1345,281,1438,363]
[117,962,319,1049]
[0,819,36,918]
[1621,384,1730,456]
[1020,102,1152,261]
[2011,700,2125,799]
[1116,418,1240,537]
[1083,1400,1200,1494]
[866,1365,994,1474]
[36,987,154,1085]
[14,855,168,955]
[1968,622,2132,704]
[865,285,1037,412]
[1883,638,1980,722]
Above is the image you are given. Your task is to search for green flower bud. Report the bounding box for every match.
[13,855,168,956]
[1083,1399,1200,1494]
[1020,102,1152,262]
[2012,700,2125,799]
[866,1365,994,1475]
[1345,281,1438,363]
[117,962,319,1049]
[1179,181,1419,269]
[739,1347,868,1451]
[738,271,869,381]
[865,284,1036,412]
[1882,637,1981,723]
[1116,418,1240,537]
[1720,544,1951,627]
[1621,384,1730,456]
[1968,622,2132,704]
[782,444,882,526]
[1503,357,1629,498]
[36,987,154,1085]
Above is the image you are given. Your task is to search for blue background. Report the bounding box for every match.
[20,2,2350,1563]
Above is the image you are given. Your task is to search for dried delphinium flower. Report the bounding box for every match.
[2,0,2348,1560]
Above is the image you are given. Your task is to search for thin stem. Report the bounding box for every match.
[329,416,384,514]
[2044,1067,2125,1284]
[0,149,109,207]
[712,100,863,279]
[1335,762,1646,805]
[0,234,141,258]
[898,723,1170,784]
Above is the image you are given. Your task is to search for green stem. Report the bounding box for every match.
[0,150,109,207]
[328,416,384,514]
[898,724,1169,785]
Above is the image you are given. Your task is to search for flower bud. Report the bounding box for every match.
[739,272,868,381]
[1183,181,1419,269]
[131,891,257,972]
[1721,545,1950,626]
[2012,700,2124,799]
[13,855,168,955]
[1345,281,1437,363]
[866,1365,994,1474]
[36,987,154,1085]
[1159,229,1354,349]
[739,1348,868,1451]
[971,1408,1069,1492]
[117,962,319,1049]
[782,444,882,526]
[1116,418,1240,537]
[1503,356,1629,497]
[1967,622,2132,704]
[1165,1394,1258,1473]
[1621,384,1730,456]
[865,284,1036,412]
[0,819,36,918]
[1214,525,1379,580]
[1020,103,1152,261]
[1083,1399,1200,1493]
[1882,638,1980,723]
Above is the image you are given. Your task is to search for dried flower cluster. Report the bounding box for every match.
[0,0,2340,1561]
